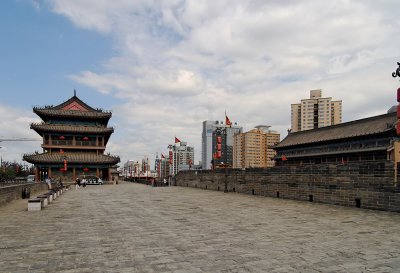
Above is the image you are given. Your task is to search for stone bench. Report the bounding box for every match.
[27,187,68,211]
[28,198,43,211]
[36,195,49,207]
[38,193,53,204]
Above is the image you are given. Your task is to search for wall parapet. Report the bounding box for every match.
[176,161,400,212]
[0,183,50,207]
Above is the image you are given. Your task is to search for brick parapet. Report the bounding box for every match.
[0,183,52,207]
[176,161,400,212]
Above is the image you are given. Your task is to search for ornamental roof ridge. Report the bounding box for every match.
[54,93,96,111]
[33,93,111,113]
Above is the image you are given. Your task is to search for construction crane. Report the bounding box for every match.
[0,137,41,143]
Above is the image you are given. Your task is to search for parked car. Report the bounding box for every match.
[81,176,103,185]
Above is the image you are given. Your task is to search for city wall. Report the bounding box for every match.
[175,160,400,212]
[0,183,50,207]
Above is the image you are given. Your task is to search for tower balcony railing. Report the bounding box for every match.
[48,140,74,146]
[43,140,102,147]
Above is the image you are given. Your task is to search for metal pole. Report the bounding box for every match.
[224,128,228,193]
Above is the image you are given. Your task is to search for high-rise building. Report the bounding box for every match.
[202,120,243,169]
[170,142,194,175]
[233,125,280,169]
[291,89,342,132]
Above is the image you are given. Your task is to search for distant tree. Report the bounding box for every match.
[0,161,34,181]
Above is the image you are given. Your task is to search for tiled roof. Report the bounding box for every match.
[53,95,96,111]
[31,123,114,134]
[23,152,120,165]
[276,112,397,148]
[33,108,112,119]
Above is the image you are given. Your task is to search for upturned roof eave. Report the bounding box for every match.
[30,124,114,135]
[275,128,394,150]
[33,108,112,120]
[23,153,120,165]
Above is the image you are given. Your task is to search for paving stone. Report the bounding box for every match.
[1,182,400,272]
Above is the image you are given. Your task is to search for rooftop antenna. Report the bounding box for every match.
[74,89,76,96]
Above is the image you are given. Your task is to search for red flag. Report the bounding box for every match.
[225,115,232,127]
[161,154,165,159]
[175,137,181,143]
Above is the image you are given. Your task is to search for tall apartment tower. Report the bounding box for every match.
[202,120,243,170]
[291,89,342,132]
[233,126,280,169]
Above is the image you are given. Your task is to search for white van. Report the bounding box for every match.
[26,175,35,183]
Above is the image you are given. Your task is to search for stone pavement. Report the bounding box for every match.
[1,182,400,273]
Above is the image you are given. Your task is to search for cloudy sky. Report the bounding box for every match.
[0,0,399,167]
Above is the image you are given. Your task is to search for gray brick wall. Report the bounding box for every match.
[176,161,400,212]
[0,183,51,207]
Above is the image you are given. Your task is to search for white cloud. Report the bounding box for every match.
[0,104,41,163]
[46,0,400,165]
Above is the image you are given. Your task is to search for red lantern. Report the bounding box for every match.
[60,168,65,172]
[59,136,65,140]
[64,159,67,170]
[83,137,89,141]
[217,136,222,143]
[83,168,89,172]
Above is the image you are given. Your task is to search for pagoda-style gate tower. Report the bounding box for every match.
[23,92,120,182]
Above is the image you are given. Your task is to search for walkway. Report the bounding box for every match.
[1,182,400,272]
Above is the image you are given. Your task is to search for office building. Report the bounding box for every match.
[202,120,243,169]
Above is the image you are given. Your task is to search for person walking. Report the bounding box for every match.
[75,178,80,189]
[45,177,52,190]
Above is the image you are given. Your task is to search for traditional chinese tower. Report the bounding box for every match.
[23,91,120,182]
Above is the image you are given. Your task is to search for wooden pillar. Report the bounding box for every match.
[96,168,100,177]
[35,167,39,183]
[108,168,111,181]
[48,167,52,178]
[73,167,76,181]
